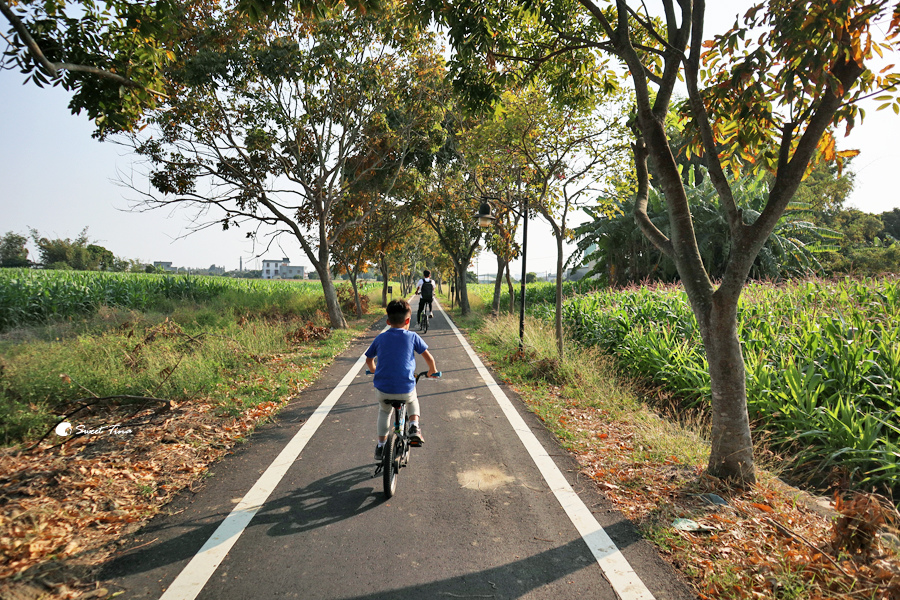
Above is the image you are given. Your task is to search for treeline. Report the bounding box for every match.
[0,228,140,273]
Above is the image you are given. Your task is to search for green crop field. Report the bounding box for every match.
[0,269,376,332]
[511,277,899,495]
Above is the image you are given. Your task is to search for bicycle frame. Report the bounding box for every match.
[418,298,432,333]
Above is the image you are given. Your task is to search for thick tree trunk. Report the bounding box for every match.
[317,267,347,329]
[697,291,755,484]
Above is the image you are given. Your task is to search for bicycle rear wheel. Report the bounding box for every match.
[422,313,429,334]
[382,431,399,498]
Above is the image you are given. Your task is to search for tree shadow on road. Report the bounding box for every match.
[99,464,382,581]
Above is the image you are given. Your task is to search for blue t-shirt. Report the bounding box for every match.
[365,327,428,394]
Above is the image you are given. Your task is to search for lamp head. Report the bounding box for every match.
[477,201,495,228]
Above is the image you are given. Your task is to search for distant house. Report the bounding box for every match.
[153,261,177,273]
[261,257,306,280]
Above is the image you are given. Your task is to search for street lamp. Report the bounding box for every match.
[476,199,496,228]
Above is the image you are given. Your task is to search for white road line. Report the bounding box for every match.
[438,304,656,600]
[159,350,373,600]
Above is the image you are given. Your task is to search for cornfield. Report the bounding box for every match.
[528,278,900,496]
[0,269,373,331]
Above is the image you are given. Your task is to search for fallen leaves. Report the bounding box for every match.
[0,394,291,599]
[568,403,900,600]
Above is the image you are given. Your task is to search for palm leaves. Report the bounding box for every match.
[574,169,842,284]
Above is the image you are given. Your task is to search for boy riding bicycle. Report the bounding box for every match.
[415,269,435,325]
[365,299,438,461]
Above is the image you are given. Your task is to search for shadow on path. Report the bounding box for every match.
[100,465,381,580]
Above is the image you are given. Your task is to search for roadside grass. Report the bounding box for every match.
[452,304,899,600]
[0,284,363,445]
[0,285,381,598]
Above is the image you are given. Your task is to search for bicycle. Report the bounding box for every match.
[418,298,432,334]
[371,370,441,498]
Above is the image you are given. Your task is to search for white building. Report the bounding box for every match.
[261,257,306,280]
[153,261,177,273]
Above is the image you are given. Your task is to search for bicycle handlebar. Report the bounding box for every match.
[365,370,442,380]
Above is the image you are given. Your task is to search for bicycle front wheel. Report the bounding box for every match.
[382,431,399,498]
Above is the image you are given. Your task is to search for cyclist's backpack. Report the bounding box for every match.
[420,279,434,300]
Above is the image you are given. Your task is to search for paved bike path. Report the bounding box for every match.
[100,299,694,600]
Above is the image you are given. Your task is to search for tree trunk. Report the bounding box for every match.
[454,259,471,315]
[317,266,347,329]
[379,259,390,308]
[492,255,506,316]
[554,234,565,361]
[349,273,363,318]
[697,290,755,484]
[506,266,515,313]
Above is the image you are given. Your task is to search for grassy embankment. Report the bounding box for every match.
[454,279,899,600]
[0,269,382,597]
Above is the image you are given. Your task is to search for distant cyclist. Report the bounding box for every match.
[415,269,435,324]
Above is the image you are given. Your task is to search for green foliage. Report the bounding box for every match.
[0,297,368,445]
[27,227,129,271]
[882,208,900,241]
[574,171,843,284]
[821,244,900,276]
[467,280,600,311]
[1,0,178,137]
[0,232,29,268]
[792,159,856,217]
[535,278,900,496]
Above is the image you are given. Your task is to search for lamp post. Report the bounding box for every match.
[516,171,527,351]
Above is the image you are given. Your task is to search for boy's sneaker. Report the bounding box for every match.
[374,444,384,462]
[408,425,424,445]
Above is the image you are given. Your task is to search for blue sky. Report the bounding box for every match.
[2,4,900,274]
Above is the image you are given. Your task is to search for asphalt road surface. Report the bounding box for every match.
[100,298,695,600]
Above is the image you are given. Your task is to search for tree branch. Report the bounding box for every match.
[631,137,674,257]
[0,0,168,98]
[683,0,740,230]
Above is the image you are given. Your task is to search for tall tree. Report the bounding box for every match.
[486,86,631,359]
[416,0,900,484]
[422,166,486,315]
[125,5,446,328]
[0,232,29,268]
